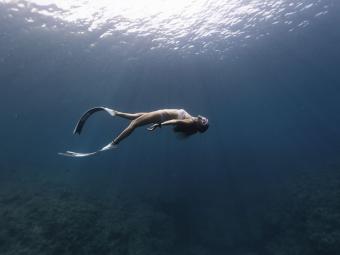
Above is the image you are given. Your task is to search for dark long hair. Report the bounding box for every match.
[173,117,209,138]
[173,122,198,138]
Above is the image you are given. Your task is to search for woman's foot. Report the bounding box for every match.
[103,107,116,116]
[101,142,118,151]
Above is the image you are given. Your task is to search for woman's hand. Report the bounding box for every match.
[147,123,161,131]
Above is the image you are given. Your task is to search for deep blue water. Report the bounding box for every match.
[1,0,340,254]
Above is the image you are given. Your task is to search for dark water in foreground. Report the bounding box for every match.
[1,0,340,254]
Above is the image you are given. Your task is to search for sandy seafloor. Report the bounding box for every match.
[1,0,340,254]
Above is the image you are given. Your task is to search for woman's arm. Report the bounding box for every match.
[162,119,192,126]
[147,119,193,131]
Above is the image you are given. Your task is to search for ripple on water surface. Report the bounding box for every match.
[0,0,332,55]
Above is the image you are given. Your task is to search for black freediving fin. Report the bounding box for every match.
[73,107,116,135]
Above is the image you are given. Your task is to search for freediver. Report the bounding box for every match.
[59,107,209,157]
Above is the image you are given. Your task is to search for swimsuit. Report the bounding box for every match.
[159,109,189,122]
[177,109,190,120]
[160,114,166,123]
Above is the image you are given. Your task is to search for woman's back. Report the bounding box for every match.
[159,109,192,121]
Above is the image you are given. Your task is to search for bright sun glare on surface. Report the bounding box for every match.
[1,0,331,54]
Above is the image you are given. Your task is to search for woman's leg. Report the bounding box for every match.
[115,111,147,120]
[113,112,161,145]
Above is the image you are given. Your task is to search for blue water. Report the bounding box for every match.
[1,0,340,254]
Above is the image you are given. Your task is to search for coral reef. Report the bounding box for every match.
[1,166,339,255]
[264,168,340,255]
[0,183,175,255]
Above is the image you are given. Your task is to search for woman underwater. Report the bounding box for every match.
[60,107,209,157]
